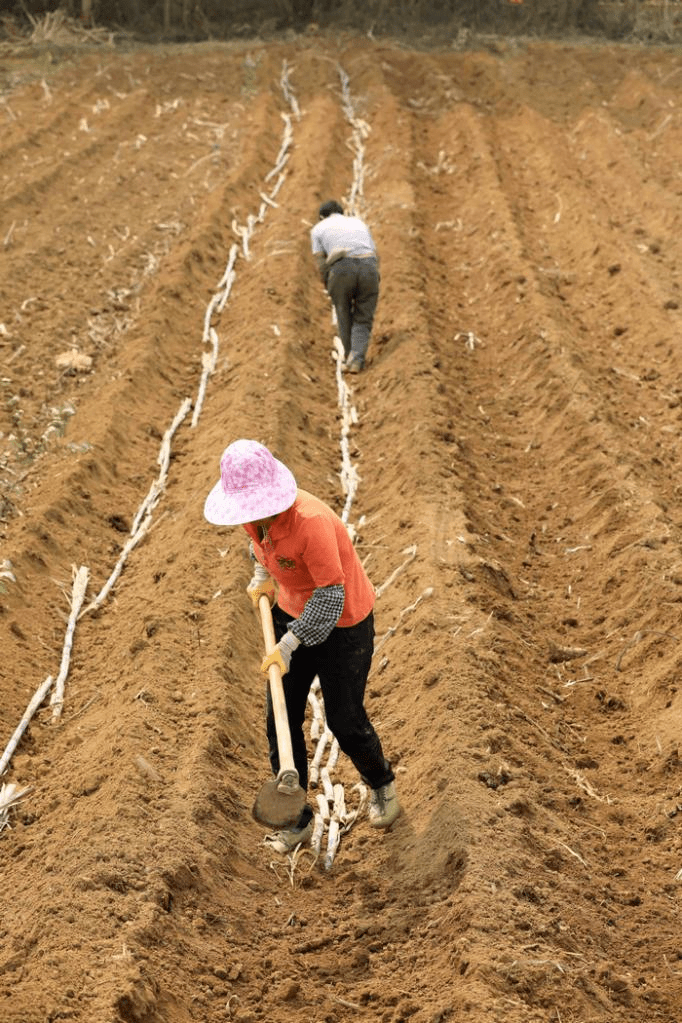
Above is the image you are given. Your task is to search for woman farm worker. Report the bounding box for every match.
[204,439,400,851]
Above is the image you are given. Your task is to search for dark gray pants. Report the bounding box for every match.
[326,257,379,366]
[266,605,394,825]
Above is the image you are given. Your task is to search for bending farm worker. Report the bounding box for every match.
[310,199,380,374]
[204,439,400,851]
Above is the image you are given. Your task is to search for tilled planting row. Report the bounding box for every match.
[379,51,682,1018]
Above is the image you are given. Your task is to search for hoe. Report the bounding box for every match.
[251,595,306,828]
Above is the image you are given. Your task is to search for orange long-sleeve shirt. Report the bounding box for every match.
[244,489,375,627]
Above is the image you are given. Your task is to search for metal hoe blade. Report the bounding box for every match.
[252,770,306,828]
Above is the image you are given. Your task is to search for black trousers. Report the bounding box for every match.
[266,606,394,814]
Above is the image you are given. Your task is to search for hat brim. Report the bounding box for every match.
[203,459,297,526]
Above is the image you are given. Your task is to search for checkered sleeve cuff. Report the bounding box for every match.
[289,584,345,646]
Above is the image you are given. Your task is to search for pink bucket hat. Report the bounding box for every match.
[204,439,297,526]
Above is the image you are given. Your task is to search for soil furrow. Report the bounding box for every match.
[383,80,682,1017]
[0,84,300,727]
[483,107,682,502]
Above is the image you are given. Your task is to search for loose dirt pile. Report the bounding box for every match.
[1,29,681,1023]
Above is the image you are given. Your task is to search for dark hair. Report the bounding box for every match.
[318,199,344,219]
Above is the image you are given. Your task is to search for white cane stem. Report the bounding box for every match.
[309,728,331,787]
[50,565,89,720]
[0,676,54,779]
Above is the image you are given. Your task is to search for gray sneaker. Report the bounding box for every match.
[267,819,313,854]
[345,355,363,374]
[368,781,400,829]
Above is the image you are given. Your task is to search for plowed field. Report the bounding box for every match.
[1,30,682,1023]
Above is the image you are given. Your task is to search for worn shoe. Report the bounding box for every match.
[345,355,363,374]
[267,819,313,854]
[368,781,400,829]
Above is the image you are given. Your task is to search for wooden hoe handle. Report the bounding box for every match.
[258,595,297,778]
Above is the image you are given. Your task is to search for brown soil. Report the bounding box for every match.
[1,28,682,1023]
